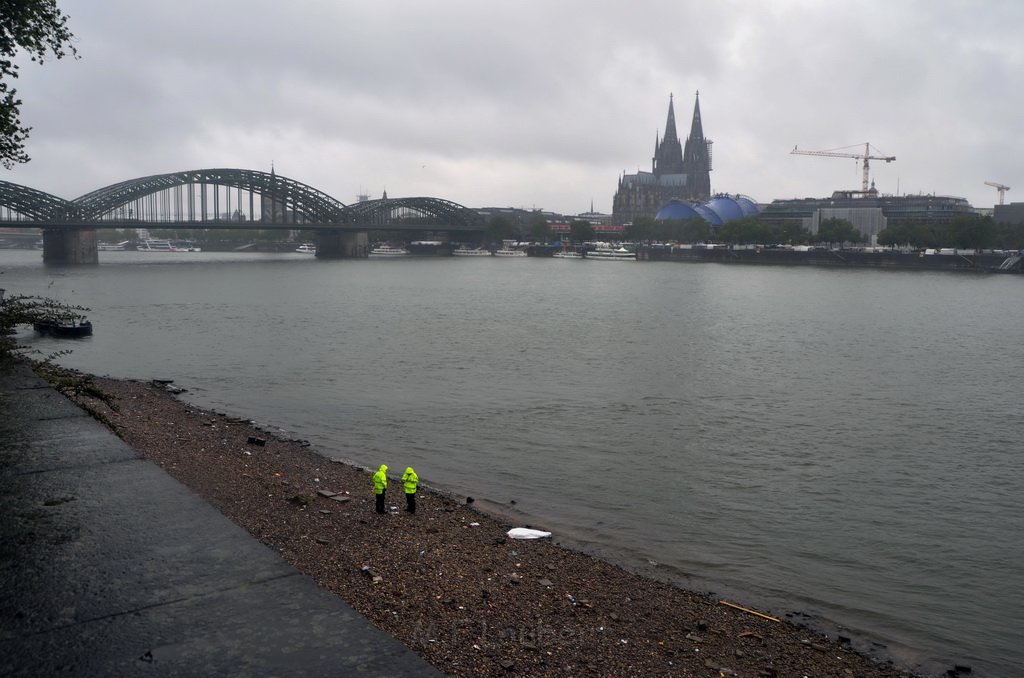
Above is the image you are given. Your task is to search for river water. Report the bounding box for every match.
[3,249,1022,676]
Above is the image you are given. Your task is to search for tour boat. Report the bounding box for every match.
[136,239,178,252]
[369,244,410,256]
[295,243,316,254]
[452,247,492,256]
[493,248,527,257]
[585,246,636,261]
[552,250,583,259]
[97,241,129,251]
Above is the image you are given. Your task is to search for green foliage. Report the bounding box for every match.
[0,292,88,356]
[877,215,1022,250]
[485,215,513,243]
[1,0,77,168]
[718,217,774,245]
[568,220,595,243]
[527,213,551,243]
[776,222,812,245]
[814,218,863,245]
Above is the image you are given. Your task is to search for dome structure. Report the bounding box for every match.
[654,199,701,221]
[734,195,759,217]
[654,193,759,227]
[705,196,744,223]
[693,204,723,225]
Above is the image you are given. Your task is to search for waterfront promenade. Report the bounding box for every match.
[0,359,439,676]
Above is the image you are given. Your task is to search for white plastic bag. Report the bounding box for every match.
[507,527,552,539]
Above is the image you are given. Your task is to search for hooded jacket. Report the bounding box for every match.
[372,464,388,494]
[402,467,419,494]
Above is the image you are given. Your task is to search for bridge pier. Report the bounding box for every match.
[42,228,98,265]
[316,230,369,258]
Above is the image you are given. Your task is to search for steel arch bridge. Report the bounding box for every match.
[341,196,484,229]
[0,181,75,222]
[71,168,347,223]
[0,168,485,230]
[0,168,487,262]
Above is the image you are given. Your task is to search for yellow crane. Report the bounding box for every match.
[984,181,1010,205]
[791,142,895,192]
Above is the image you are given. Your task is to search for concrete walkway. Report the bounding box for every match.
[0,360,439,676]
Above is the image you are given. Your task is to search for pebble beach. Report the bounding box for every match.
[67,374,921,677]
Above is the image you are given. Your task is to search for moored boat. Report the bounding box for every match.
[97,241,129,251]
[552,250,583,259]
[369,244,410,256]
[136,239,178,252]
[33,317,93,338]
[452,247,492,256]
[585,246,636,261]
[493,247,527,257]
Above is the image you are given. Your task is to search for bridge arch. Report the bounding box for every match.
[342,196,484,229]
[71,168,348,223]
[0,180,75,221]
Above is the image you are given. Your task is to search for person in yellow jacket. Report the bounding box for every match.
[372,464,388,514]
[402,467,419,514]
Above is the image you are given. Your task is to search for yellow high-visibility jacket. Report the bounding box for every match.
[372,464,388,494]
[402,467,419,494]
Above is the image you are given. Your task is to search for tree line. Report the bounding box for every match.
[621,215,1024,250]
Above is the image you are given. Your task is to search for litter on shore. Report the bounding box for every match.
[507,527,552,539]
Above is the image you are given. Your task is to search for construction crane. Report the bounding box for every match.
[791,142,895,192]
[984,181,1010,205]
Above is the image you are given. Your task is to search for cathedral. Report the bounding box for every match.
[612,92,713,225]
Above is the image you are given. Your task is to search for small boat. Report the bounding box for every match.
[97,241,129,251]
[369,244,410,256]
[33,317,93,338]
[452,247,492,256]
[136,239,178,252]
[585,246,636,261]
[295,243,316,254]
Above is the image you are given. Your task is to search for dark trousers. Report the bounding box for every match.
[406,492,416,513]
[375,491,385,514]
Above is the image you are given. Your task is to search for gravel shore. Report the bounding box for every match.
[67,374,920,677]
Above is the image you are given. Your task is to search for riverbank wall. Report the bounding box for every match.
[637,246,1023,273]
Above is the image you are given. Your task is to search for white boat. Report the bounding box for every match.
[585,246,636,261]
[136,239,178,252]
[295,243,316,254]
[493,248,527,257]
[552,250,583,259]
[97,241,129,251]
[452,247,492,256]
[369,244,409,256]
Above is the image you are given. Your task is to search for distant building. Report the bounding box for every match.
[612,92,713,225]
[760,190,977,243]
[994,202,1024,224]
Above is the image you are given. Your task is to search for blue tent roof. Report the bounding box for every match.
[654,199,701,221]
[706,196,744,223]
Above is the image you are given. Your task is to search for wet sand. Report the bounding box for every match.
[66,374,920,677]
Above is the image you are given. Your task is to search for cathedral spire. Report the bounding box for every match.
[688,90,704,142]
[653,93,684,176]
[664,93,679,143]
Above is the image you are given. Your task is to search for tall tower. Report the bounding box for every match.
[611,91,715,225]
[682,91,712,200]
[653,94,685,176]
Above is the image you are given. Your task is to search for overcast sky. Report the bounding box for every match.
[5,0,1022,215]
